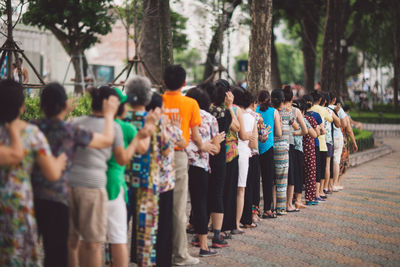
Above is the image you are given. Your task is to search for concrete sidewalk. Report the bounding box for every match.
[187,138,400,267]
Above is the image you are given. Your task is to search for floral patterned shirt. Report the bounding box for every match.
[0,124,52,266]
[159,121,182,193]
[294,118,311,152]
[31,119,93,206]
[186,109,219,172]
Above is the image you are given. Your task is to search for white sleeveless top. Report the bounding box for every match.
[238,111,255,157]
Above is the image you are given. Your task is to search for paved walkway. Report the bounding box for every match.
[187,138,400,267]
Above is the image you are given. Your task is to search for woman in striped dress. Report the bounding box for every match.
[271,89,294,215]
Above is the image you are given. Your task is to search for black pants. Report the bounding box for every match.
[34,199,69,267]
[252,155,261,211]
[222,157,239,232]
[294,150,305,194]
[156,190,173,267]
[188,166,209,235]
[241,155,260,225]
[288,145,296,186]
[320,151,327,181]
[259,148,274,212]
[315,146,321,183]
[127,186,138,263]
[208,159,226,214]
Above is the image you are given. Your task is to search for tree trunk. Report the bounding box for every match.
[393,0,400,111]
[71,51,84,94]
[139,0,162,84]
[158,0,173,78]
[320,0,345,96]
[300,1,321,92]
[271,36,281,89]
[202,0,242,81]
[247,0,273,94]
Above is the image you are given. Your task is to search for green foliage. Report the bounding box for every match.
[275,43,304,84]
[23,0,115,54]
[21,94,92,122]
[350,129,374,153]
[174,48,203,84]
[349,111,400,124]
[171,10,189,52]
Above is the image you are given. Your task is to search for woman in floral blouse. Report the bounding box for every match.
[0,79,67,266]
[186,87,225,257]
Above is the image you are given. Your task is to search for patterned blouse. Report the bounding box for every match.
[186,109,219,172]
[0,124,52,266]
[159,120,182,193]
[31,119,93,206]
[225,106,239,163]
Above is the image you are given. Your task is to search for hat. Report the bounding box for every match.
[114,88,127,103]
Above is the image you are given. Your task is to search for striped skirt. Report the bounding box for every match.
[273,142,289,211]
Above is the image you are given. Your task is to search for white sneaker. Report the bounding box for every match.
[336,185,344,190]
[332,186,339,192]
[173,255,200,266]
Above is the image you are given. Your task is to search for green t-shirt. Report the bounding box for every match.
[106,119,137,201]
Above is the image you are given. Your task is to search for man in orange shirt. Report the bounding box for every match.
[162,65,218,265]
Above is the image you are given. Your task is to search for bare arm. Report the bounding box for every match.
[237,108,251,141]
[88,97,119,149]
[248,122,258,149]
[332,112,341,128]
[345,116,358,152]
[0,120,25,165]
[192,126,219,155]
[296,109,308,135]
[23,68,29,84]
[308,127,318,139]
[274,110,282,137]
[225,92,240,132]
[36,153,67,181]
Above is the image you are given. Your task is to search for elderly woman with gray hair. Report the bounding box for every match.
[124,75,164,266]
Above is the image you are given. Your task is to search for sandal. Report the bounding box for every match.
[221,231,232,239]
[287,208,300,212]
[276,210,287,216]
[231,229,244,235]
[262,211,277,219]
[243,223,257,228]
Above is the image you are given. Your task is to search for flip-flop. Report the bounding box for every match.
[262,211,278,219]
[221,232,232,239]
[287,208,300,212]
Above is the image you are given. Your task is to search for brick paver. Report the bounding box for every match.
[184,138,400,266]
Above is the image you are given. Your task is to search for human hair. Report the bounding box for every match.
[258,90,271,112]
[89,85,119,112]
[231,86,245,107]
[0,79,25,123]
[212,79,230,106]
[198,82,215,103]
[293,99,306,113]
[40,82,67,118]
[321,92,330,107]
[163,64,186,91]
[146,92,163,111]
[116,102,126,117]
[343,105,350,112]
[303,94,314,109]
[311,90,322,103]
[125,75,153,107]
[18,58,23,63]
[271,89,284,109]
[328,92,337,104]
[283,85,293,102]
[186,87,211,111]
[242,90,254,109]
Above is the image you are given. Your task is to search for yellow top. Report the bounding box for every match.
[311,104,333,152]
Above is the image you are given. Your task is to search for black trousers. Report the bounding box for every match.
[156,190,173,267]
[315,146,321,183]
[241,155,260,225]
[34,199,69,267]
[294,150,305,194]
[288,145,296,186]
[222,157,239,232]
[252,155,261,210]
[127,186,138,263]
[188,166,209,235]
[259,147,274,212]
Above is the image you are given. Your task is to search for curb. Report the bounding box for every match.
[349,144,393,167]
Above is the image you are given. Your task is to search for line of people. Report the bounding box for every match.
[0,64,358,267]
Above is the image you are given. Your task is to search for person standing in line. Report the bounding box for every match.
[256,90,282,219]
[310,90,332,202]
[0,79,67,266]
[186,87,225,257]
[162,65,218,266]
[13,58,29,84]
[202,80,234,248]
[31,83,121,267]
[283,86,307,212]
[271,89,295,215]
[302,97,321,205]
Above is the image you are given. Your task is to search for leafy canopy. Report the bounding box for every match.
[22,0,115,54]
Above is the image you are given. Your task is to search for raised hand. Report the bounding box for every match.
[170,113,182,128]
[225,91,234,108]
[102,96,120,117]
[212,131,226,144]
